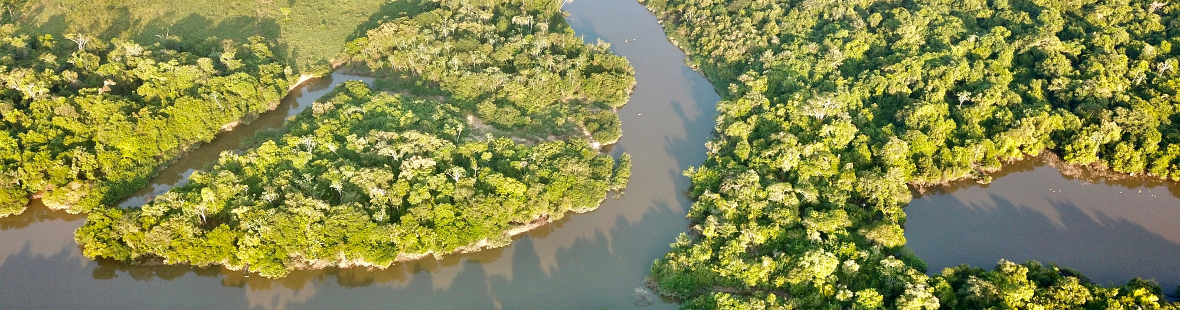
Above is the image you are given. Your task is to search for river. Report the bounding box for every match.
[906,157,1180,294]
[0,0,720,308]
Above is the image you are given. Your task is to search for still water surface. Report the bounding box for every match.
[0,0,719,308]
[3,1,1177,308]
[906,158,1180,293]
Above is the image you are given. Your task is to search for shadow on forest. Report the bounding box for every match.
[18,8,281,44]
[15,5,291,65]
[344,0,427,43]
[915,156,1180,199]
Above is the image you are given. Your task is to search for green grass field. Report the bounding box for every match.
[8,0,424,72]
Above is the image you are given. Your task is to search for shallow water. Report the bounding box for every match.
[0,0,721,308]
[906,158,1180,292]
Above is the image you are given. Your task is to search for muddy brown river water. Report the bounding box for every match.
[0,0,719,308]
[906,158,1180,294]
[4,0,1178,308]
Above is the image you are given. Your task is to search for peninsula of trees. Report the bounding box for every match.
[0,25,293,217]
[341,0,634,144]
[74,0,635,278]
[641,0,1180,308]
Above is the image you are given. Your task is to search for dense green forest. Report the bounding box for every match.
[341,0,635,144]
[641,0,1180,308]
[11,0,1180,305]
[73,0,635,278]
[0,24,292,217]
[75,81,629,278]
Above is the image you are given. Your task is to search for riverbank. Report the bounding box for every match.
[911,149,1180,197]
[12,68,323,219]
[0,0,711,308]
[905,150,1180,297]
[222,200,607,275]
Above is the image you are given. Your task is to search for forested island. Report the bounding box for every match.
[641,0,1180,308]
[76,81,630,277]
[71,0,635,277]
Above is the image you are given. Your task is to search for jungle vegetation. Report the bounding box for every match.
[2,0,428,72]
[0,25,292,218]
[73,0,635,278]
[75,81,630,278]
[641,0,1180,308]
[341,0,635,143]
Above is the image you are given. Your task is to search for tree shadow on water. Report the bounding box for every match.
[17,6,280,43]
[0,200,85,231]
[0,242,247,309]
[0,110,686,310]
[906,192,1180,293]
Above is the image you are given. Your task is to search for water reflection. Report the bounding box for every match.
[906,156,1180,292]
[0,200,85,231]
[0,241,250,309]
[0,0,720,308]
[0,201,85,270]
[118,74,369,207]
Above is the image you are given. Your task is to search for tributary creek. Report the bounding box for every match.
[0,0,717,308]
[3,0,1179,308]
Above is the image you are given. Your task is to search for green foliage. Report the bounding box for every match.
[641,0,1180,308]
[7,0,426,71]
[611,152,632,191]
[74,0,634,278]
[0,25,291,217]
[76,81,626,278]
[932,261,1175,310]
[343,0,635,144]
[859,222,905,248]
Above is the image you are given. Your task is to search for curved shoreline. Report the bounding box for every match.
[21,73,324,215]
[81,50,636,276]
[1,0,710,307]
[119,185,615,277]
